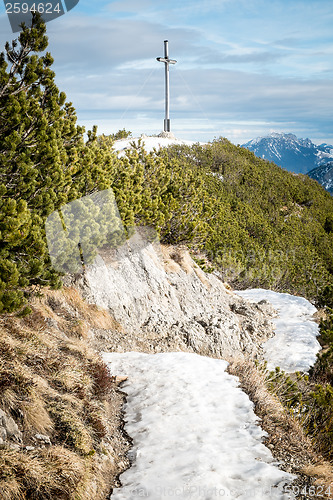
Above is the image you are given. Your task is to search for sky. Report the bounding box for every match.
[0,0,332,144]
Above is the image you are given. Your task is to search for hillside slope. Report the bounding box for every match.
[0,238,279,499]
[0,287,130,499]
[154,138,333,301]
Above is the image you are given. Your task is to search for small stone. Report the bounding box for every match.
[8,443,21,451]
[34,434,51,445]
[25,446,35,451]
[0,426,7,442]
[128,450,136,464]
[0,409,22,443]
[115,376,128,385]
[0,410,5,426]
[5,417,22,441]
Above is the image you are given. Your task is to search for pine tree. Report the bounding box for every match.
[0,14,84,312]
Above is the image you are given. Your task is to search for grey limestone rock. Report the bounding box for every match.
[34,433,52,446]
[70,230,276,360]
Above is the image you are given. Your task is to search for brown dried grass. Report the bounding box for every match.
[0,287,127,499]
[0,446,86,500]
[228,358,333,498]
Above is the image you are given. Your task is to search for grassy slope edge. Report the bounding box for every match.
[0,287,130,499]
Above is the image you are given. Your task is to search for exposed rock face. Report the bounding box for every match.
[70,231,276,360]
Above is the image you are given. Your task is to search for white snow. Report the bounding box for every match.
[210,171,224,182]
[104,351,295,500]
[113,135,200,157]
[101,289,320,498]
[236,289,320,373]
[271,144,282,159]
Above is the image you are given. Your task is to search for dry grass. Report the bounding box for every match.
[21,397,54,435]
[161,244,195,274]
[161,244,214,291]
[228,358,333,499]
[228,358,314,459]
[52,287,122,332]
[0,446,86,499]
[0,287,129,499]
[161,244,184,273]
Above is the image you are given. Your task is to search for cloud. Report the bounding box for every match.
[39,7,332,145]
[60,56,333,142]
[45,15,198,72]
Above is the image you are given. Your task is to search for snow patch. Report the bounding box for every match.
[237,289,320,372]
[113,135,200,157]
[104,352,295,500]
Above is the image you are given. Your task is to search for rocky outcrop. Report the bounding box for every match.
[0,408,22,448]
[69,230,276,360]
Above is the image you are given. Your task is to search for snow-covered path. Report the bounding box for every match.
[236,289,320,372]
[103,290,321,498]
[104,352,294,500]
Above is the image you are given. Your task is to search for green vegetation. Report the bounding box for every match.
[156,142,333,300]
[257,308,333,462]
[0,15,78,313]
[1,16,333,313]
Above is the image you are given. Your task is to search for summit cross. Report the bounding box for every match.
[156,40,177,133]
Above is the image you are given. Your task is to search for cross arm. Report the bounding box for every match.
[156,57,177,64]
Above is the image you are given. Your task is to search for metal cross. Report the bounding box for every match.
[156,40,177,133]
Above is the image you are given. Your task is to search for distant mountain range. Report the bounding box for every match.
[241,132,333,194]
[307,162,333,194]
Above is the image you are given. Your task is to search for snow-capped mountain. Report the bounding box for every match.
[307,162,333,194]
[242,132,333,175]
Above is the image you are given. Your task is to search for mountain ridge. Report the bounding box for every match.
[308,161,333,194]
[242,132,333,175]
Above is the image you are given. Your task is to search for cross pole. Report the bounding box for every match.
[156,40,177,133]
